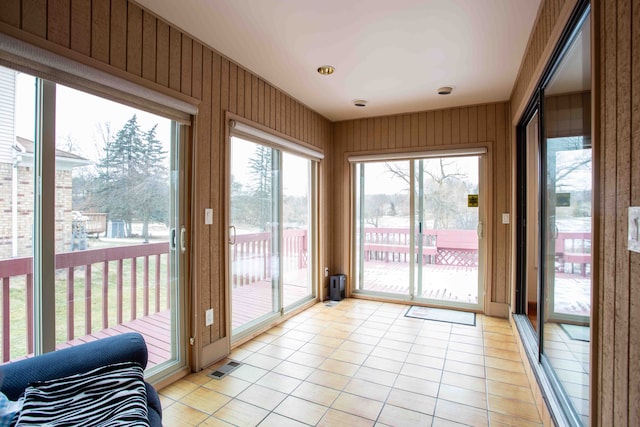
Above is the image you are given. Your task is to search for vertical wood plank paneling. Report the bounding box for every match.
[628,2,640,424]
[48,0,70,47]
[468,106,477,142]
[478,105,487,141]
[374,117,382,150]
[258,79,265,125]
[426,111,435,147]
[191,41,202,100]
[70,0,91,56]
[381,117,389,149]
[269,85,276,129]
[418,112,427,147]
[210,50,222,338]
[443,109,452,145]
[109,0,126,70]
[141,11,156,82]
[22,0,47,38]
[0,0,21,27]
[451,108,460,144]
[244,70,252,119]
[387,115,396,149]
[91,0,110,63]
[197,46,212,343]
[126,3,142,77]
[600,0,617,422]
[155,19,169,87]
[180,35,192,96]
[228,63,237,114]
[494,102,507,304]
[236,67,245,116]
[403,115,411,147]
[410,113,419,148]
[434,110,443,144]
[613,1,631,423]
[251,75,258,124]
[274,89,281,132]
[459,107,469,143]
[220,57,230,123]
[168,27,181,91]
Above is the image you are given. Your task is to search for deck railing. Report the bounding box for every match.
[0,242,169,362]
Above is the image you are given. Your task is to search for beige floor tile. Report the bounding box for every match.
[447,341,484,355]
[435,399,489,427]
[283,329,316,342]
[256,344,296,360]
[286,350,326,367]
[438,383,487,410]
[319,357,360,376]
[332,392,384,421]
[274,396,328,425]
[485,367,530,388]
[330,348,368,365]
[363,355,404,373]
[444,360,486,378]
[339,340,375,355]
[412,343,448,358]
[386,388,437,414]
[236,384,287,411]
[344,378,391,402]
[487,379,535,403]
[306,369,351,390]
[370,346,409,362]
[317,409,374,427]
[484,356,525,373]
[255,371,302,394]
[484,346,522,361]
[203,376,252,397]
[446,349,485,366]
[299,342,336,357]
[487,395,541,423]
[180,387,232,414]
[160,379,200,400]
[242,352,283,370]
[440,371,486,393]
[405,352,445,369]
[309,335,345,348]
[484,331,515,342]
[431,416,469,426]
[393,375,440,397]
[229,364,268,383]
[489,411,543,427]
[354,366,399,387]
[270,336,307,350]
[376,338,413,352]
[401,362,443,382]
[377,404,434,426]
[271,360,315,380]
[292,381,340,406]
[239,340,268,353]
[257,412,307,427]
[198,415,235,426]
[213,400,269,426]
[162,402,208,426]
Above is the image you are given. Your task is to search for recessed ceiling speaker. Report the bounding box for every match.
[438,86,453,95]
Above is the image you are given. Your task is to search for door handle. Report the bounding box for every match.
[229,225,236,245]
[477,222,484,238]
[180,226,186,254]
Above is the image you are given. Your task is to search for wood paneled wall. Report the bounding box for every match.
[595,0,639,425]
[331,102,512,313]
[511,0,640,424]
[0,0,331,363]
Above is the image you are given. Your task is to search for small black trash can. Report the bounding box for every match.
[329,274,346,301]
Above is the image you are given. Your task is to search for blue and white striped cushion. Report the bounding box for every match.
[14,362,149,427]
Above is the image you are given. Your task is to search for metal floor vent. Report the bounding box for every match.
[208,360,242,380]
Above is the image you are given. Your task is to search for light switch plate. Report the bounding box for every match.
[205,208,213,225]
[502,213,510,224]
[629,207,640,253]
[205,308,214,326]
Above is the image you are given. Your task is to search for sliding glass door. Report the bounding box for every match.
[0,66,187,378]
[229,133,316,339]
[353,153,484,309]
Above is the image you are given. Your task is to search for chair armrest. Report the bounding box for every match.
[0,333,148,400]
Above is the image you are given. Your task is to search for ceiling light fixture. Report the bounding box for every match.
[317,65,335,75]
[437,86,453,95]
[353,100,368,107]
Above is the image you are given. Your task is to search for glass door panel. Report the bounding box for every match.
[525,111,540,330]
[354,161,412,296]
[0,67,36,361]
[282,152,312,307]
[541,9,591,424]
[230,137,279,334]
[415,157,480,305]
[54,84,178,370]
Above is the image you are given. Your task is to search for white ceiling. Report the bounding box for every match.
[135,0,541,122]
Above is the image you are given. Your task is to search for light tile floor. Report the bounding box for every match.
[159,299,543,426]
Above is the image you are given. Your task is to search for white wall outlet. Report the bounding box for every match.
[205,209,213,225]
[502,213,510,224]
[629,207,640,253]
[205,308,214,326]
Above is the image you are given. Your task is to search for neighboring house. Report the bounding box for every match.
[0,67,90,258]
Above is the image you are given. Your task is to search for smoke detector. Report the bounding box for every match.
[353,100,368,107]
[437,86,453,95]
